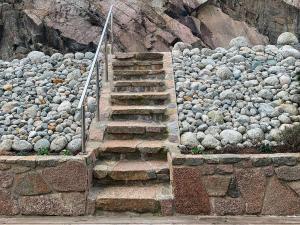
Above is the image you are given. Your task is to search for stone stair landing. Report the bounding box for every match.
[88,52,180,216]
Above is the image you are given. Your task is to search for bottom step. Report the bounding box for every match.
[93,160,169,182]
[90,184,173,215]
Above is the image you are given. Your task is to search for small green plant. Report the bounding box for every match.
[37,147,49,156]
[280,124,300,151]
[191,146,204,155]
[258,144,273,153]
[16,151,29,156]
[62,149,72,156]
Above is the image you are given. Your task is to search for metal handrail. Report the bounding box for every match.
[78,4,114,153]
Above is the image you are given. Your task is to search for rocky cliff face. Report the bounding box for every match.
[195,5,269,48]
[216,0,300,44]
[1,0,201,59]
[284,0,300,8]
[0,0,298,60]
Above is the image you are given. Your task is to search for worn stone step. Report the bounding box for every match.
[105,121,168,140]
[110,92,169,105]
[113,61,163,70]
[98,140,168,161]
[94,184,173,214]
[113,70,165,81]
[106,121,167,134]
[111,105,167,121]
[113,80,166,92]
[93,160,169,182]
[99,140,166,154]
[114,52,164,61]
[111,105,166,115]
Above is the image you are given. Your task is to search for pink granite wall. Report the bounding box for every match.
[0,153,96,216]
[2,151,300,216]
[171,153,300,215]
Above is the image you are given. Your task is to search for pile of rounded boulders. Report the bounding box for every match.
[173,32,300,151]
[0,51,99,155]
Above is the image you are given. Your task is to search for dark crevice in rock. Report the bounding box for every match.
[43,25,96,53]
[164,0,210,38]
[198,22,214,49]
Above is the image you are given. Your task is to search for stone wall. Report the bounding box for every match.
[171,152,300,215]
[0,148,96,216]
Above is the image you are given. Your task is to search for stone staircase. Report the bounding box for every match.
[88,52,179,215]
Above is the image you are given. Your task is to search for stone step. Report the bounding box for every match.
[113,80,166,92]
[106,121,167,134]
[113,70,165,81]
[112,61,163,70]
[111,105,167,121]
[98,151,167,162]
[105,121,168,140]
[98,140,168,161]
[111,105,167,115]
[93,159,169,182]
[94,184,173,214]
[99,140,166,154]
[114,52,164,61]
[110,92,169,105]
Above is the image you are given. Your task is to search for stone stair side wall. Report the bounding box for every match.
[0,146,97,216]
[171,152,300,216]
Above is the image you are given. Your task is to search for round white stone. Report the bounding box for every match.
[27,51,45,63]
[12,140,33,152]
[220,130,243,145]
[201,134,220,149]
[277,32,299,45]
[181,132,199,147]
[50,137,68,152]
[216,66,232,80]
[57,101,72,113]
[229,36,250,48]
[247,128,265,141]
[34,139,50,152]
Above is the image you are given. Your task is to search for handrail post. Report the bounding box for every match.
[104,34,109,82]
[81,104,86,154]
[110,11,114,54]
[96,60,100,121]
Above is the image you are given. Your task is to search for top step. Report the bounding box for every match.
[114,53,164,61]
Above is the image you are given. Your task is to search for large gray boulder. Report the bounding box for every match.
[57,101,72,113]
[67,139,82,154]
[34,139,50,152]
[12,140,33,152]
[220,130,243,145]
[50,137,68,152]
[0,140,13,152]
[27,51,45,63]
[201,134,220,149]
[181,132,199,147]
[229,36,250,48]
[277,32,299,45]
[216,66,233,80]
[280,45,300,59]
[247,128,265,141]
